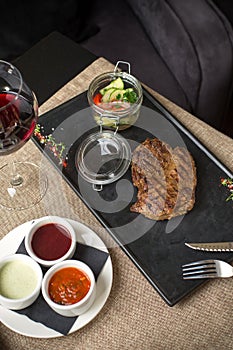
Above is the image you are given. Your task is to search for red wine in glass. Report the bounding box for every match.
[0,61,47,210]
[0,92,37,155]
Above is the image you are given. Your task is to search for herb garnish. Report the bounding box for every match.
[34,124,68,167]
[221,178,233,201]
[123,90,137,103]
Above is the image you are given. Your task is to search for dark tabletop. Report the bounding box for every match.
[13,31,96,105]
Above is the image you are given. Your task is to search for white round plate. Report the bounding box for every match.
[0,218,113,338]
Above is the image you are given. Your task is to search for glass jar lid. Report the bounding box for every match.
[76,131,131,190]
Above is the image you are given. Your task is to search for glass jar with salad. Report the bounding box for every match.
[87,66,143,131]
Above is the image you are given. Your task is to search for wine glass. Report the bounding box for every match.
[0,60,47,210]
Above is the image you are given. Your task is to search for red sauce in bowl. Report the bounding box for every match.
[31,223,72,261]
[48,267,91,305]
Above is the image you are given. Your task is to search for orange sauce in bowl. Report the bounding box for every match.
[48,267,91,305]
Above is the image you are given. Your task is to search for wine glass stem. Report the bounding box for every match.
[10,161,23,186]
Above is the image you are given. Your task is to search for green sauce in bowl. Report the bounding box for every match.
[0,260,37,299]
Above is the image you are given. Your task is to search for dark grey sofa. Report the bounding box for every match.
[82,0,233,137]
[2,0,233,137]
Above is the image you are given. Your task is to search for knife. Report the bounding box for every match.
[185,242,233,252]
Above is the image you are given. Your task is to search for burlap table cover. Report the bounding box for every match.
[0,58,233,350]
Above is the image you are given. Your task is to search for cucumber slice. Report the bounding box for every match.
[100,77,124,95]
[125,88,133,93]
[101,88,116,102]
[109,89,126,101]
[109,77,124,89]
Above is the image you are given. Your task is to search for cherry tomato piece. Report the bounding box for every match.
[93,93,102,105]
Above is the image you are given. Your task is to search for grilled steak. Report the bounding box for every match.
[130,138,197,220]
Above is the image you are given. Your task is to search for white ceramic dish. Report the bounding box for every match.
[42,260,96,317]
[0,218,113,338]
[24,216,76,267]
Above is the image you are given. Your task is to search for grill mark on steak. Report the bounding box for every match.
[130,138,197,220]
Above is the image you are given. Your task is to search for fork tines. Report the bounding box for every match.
[182,259,218,279]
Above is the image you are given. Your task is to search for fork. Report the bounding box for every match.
[182,259,233,279]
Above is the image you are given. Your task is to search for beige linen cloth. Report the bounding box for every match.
[0,58,233,350]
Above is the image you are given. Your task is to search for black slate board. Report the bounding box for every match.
[33,90,233,306]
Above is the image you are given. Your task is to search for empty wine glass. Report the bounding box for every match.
[0,60,47,210]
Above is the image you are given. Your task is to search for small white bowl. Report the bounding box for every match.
[25,216,76,267]
[0,254,43,310]
[42,260,96,317]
